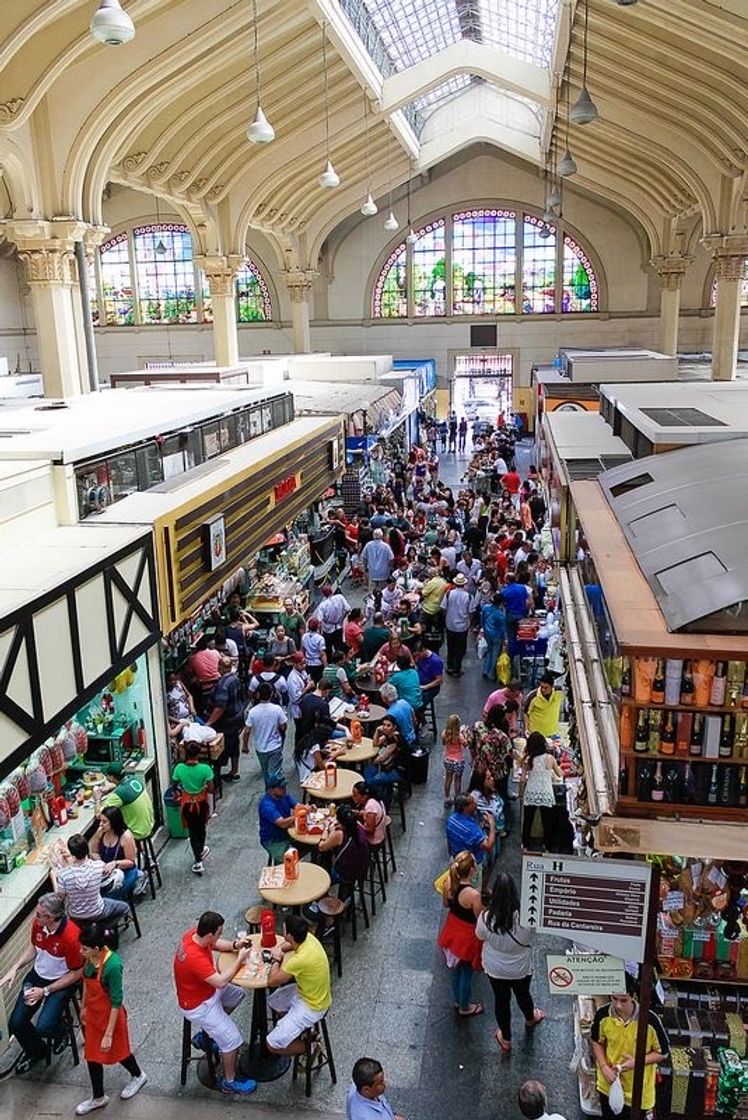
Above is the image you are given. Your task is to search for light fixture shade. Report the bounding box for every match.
[539,225,553,240]
[247,106,275,144]
[548,186,562,209]
[383,212,399,232]
[361,194,378,217]
[154,240,168,256]
[319,160,340,189]
[90,0,135,45]
[542,208,557,224]
[570,85,599,125]
[406,228,418,245]
[558,149,578,177]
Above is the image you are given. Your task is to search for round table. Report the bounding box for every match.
[343,704,386,726]
[302,767,360,803]
[218,934,291,1082]
[258,860,331,911]
[332,738,377,766]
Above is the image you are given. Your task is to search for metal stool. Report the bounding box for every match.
[344,877,370,942]
[135,834,162,900]
[364,844,387,915]
[180,1018,220,1087]
[317,896,344,979]
[421,696,438,740]
[45,992,80,1068]
[390,782,409,833]
[382,819,397,879]
[292,1016,337,1098]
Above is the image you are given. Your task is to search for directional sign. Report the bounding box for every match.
[546,953,626,996]
[520,854,652,962]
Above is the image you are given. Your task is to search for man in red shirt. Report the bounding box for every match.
[501,468,522,508]
[1,893,83,1073]
[173,911,256,1095]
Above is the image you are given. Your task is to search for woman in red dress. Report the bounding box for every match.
[437,850,484,1017]
[75,925,146,1115]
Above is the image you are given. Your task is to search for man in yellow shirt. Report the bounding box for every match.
[266,914,332,1055]
[525,674,563,738]
[590,992,668,1119]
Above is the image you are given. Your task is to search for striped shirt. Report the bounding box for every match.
[57,859,107,920]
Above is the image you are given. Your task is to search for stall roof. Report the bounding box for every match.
[599,381,748,445]
[597,442,748,634]
[284,379,399,422]
[544,412,632,479]
[570,476,748,656]
[0,386,290,464]
[0,523,151,619]
[94,416,341,526]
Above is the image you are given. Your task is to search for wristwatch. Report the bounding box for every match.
[43,986,50,998]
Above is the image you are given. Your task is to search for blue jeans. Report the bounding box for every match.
[450,961,474,1012]
[9,969,72,1063]
[257,747,284,783]
[482,634,504,680]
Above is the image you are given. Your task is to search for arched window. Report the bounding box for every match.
[94,225,274,326]
[710,261,748,308]
[370,205,600,318]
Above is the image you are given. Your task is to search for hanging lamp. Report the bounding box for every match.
[247,0,275,143]
[558,74,578,177]
[90,0,135,45]
[360,94,378,215]
[405,167,417,244]
[383,134,398,230]
[570,0,599,125]
[318,24,340,188]
[153,195,167,255]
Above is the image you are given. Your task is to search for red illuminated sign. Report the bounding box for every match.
[274,474,298,503]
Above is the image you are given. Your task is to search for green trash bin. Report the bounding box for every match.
[164,788,189,839]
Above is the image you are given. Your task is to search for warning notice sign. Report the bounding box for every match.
[546,953,626,996]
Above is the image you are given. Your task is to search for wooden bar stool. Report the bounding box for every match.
[390,782,409,833]
[292,1016,337,1098]
[244,904,263,933]
[383,819,397,879]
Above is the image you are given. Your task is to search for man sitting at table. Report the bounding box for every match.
[359,613,391,664]
[258,773,298,864]
[364,716,407,803]
[266,915,332,1057]
[379,683,417,750]
[297,678,348,741]
[413,642,444,702]
[389,654,424,716]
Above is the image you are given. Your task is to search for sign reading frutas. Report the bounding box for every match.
[520,854,652,962]
[546,953,626,996]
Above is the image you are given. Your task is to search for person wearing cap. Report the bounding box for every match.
[101,767,154,842]
[258,773,298,864]
[314,585,351,658]
[525,673,563,739]
[360,529,394,595]
[287,652,314,741]
[443,573,471,676]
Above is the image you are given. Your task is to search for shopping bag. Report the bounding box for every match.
[496,645,511,685]
[607,1075,625,1115]
[433,868,450,897]
[477,633,488,658]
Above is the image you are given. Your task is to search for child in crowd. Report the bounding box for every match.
[442,713,467,807]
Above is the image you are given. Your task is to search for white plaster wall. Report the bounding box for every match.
[0,255,38,372]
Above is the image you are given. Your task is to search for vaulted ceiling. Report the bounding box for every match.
[0,0,746,271]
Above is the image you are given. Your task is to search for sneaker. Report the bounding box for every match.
[228,774,241,783]
[15,1053,42,1076]
[191,861,204,875]
[201,845,210,860]
[75,1097,110,1115]
[192,1031,219,1055]
[120,1072,148,1099]
[132,871,148,896]
[219,1077,257,1096]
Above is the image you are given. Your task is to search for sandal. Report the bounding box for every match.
[525,1008,546,1029]
[457,1003,485,1017]
[495,1030,512,1053]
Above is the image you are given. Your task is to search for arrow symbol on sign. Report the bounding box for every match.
[526,914,537,926]
[528,904,537,916]
[530,873,539,883]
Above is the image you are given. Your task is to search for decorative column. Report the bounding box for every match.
[703,235,748,381]
[651,253,692,356]
[2,220,89,397]
[283,269,317,354]
[195,254,242,367]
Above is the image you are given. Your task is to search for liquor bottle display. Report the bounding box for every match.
[634,708,649,753]
[689,713,704,756]
[651,659,666,704]
[659,711,676,755]
[679,660,694,705]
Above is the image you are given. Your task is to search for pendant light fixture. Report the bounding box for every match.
[548,184,562,210]
[383,134,398,231]
[406,166,417,244]
[154,194,167,256]
[90,0,135,45]
[558,73,578,177]
[360,94,378,216]
[570,0,599,125]
[318,23,340,189]
[247,0,275,144]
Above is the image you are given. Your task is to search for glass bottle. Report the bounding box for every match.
[664,762,682,804]
[637,761,653,802]
[739,767,748,808]
[650,762,665,802]
[659,711,676,756]
[719,767,734,807]
[682,762,696,804]
[650,659,665,705]
[680,660,695,706]
[710,661,727,707]
[621,659,631,697]
[719,714,734,759]
[689,713,705,757]
[707,764,719,805]
[634,709,650,754]
[619,761,629,797]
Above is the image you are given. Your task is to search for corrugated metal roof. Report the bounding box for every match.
[598,441,748,633]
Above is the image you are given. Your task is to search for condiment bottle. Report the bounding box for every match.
[284,847,298,880]
[325,760,337,789]
[350,718,363,743]
[260,908,277,947]
[295,804,308,834]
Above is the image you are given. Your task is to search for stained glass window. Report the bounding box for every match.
[86,256,99,327]
[99,232,134,325]
[710,261,748,308]
[134,224,198,324]
[452,208,516,315]
[563,234,599,312]
[413,219,446,317]
[236,260,272,322]
[523,214,556,313]
[373,242,408,317]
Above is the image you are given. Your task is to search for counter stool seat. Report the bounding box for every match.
[180,1018,220,1087]
[45,991,81,1069]
[292,1016,337,1098]
[244,904,263,933]
[317,896,344,978]
[135,834,162,900]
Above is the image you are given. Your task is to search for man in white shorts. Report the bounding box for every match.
[266,915,332,1055]
[173,910,256,1095]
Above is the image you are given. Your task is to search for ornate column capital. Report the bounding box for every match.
[650,253,693,291]
[283,268,318,304]
[194,253,243,296]
[1,218,95,285]
[702,233,748,281]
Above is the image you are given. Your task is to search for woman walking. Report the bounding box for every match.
[172,742,214,875]
[437,850,484,1017]
[476,872,544,1053]
[75,925,147,1114]
[521,732,562,851]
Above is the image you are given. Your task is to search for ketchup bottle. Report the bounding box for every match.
[260,909,277,947]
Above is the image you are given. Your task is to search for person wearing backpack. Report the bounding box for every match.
[248,654,288,708]
[205,656,246,783]
[241,682,288,783]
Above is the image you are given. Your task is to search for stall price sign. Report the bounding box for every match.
[546,953,626,996]
[520,854,651,962]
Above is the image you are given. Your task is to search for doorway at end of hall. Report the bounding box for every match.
[450,351,514,427]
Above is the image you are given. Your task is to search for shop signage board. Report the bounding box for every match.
[546,953,626,996]
[520,854,652,962]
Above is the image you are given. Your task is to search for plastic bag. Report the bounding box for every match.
[433,868,450,896]
[496,646,511,685]
[477,634,488,658]
[607,1075,625,1115]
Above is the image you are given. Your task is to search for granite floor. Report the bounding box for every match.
[6,441,584,1120]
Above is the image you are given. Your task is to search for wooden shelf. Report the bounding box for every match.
[658,973,748,988]
[616,796,748,822]
[623,749,748,767]
[621,696,748,717]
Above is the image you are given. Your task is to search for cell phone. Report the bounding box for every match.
[262,950,273,963]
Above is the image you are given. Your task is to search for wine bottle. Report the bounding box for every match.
[675,711,691,756]
[634,708,650,754]
[739,767,748,808]
[734,714,748,760]
[619,762,629,797]
[659,711,676,756]
[648,710,660,754]
[742,680,748,711]
[651,659,665,705]
[707,764,719,805]
[719,766,734,807]
[689,713,705,757]
[682,762,696,804]
[650,761,665,802]
[680,660,695,706]
[664,762,682,804]
[621,660,631,697]
[637,761,653,802]
[710,661,727,706]
[719,714,734,759]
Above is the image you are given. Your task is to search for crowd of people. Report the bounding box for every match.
[2,409,628,1119]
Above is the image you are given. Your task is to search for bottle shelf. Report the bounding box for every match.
[622,748,748,767]
[621,696,748,717]
[616,795,748,821]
